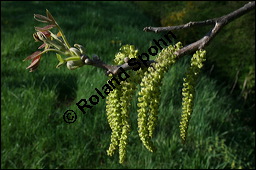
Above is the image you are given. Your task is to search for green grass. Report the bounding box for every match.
[1,1,255,169]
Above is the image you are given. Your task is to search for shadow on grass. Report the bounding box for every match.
[1,68,78,109]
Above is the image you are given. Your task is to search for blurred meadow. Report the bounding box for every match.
[1,1,255,169]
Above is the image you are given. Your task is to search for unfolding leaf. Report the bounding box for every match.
[34,14,52,23]
[26,55,41,72]
[57,31,62,37]
[40,31,51,38]
[35,31,51,42]
[35,25,56,31]
[56,53,66,68]
[56,53,64,63]
[33,33,41,42]
[38,43,46,49]
[46,39,66,50]
[46,9,57,24]
[23,51,42,61]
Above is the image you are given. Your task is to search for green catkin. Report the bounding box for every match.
[106,45,145,163]
[137,42,183,152]
[106,46,130,158]
[180,49,206,143]
[118,81,133,163]
[106,83,122,156]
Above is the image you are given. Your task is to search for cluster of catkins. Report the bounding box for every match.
[105,45,145,163]
[137,42,182,152]
[105,42,185,163]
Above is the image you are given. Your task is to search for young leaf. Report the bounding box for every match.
[46,9,57,25]
[56,53,65,68]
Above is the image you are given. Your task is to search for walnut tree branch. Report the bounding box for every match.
[81,1,255,75]
[145,1,255,57]
[143,1,255,33]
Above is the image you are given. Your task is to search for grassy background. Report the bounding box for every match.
[1,1,255,169]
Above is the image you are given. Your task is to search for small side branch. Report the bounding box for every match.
[143,19,215,33]
[143,1,255,33]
